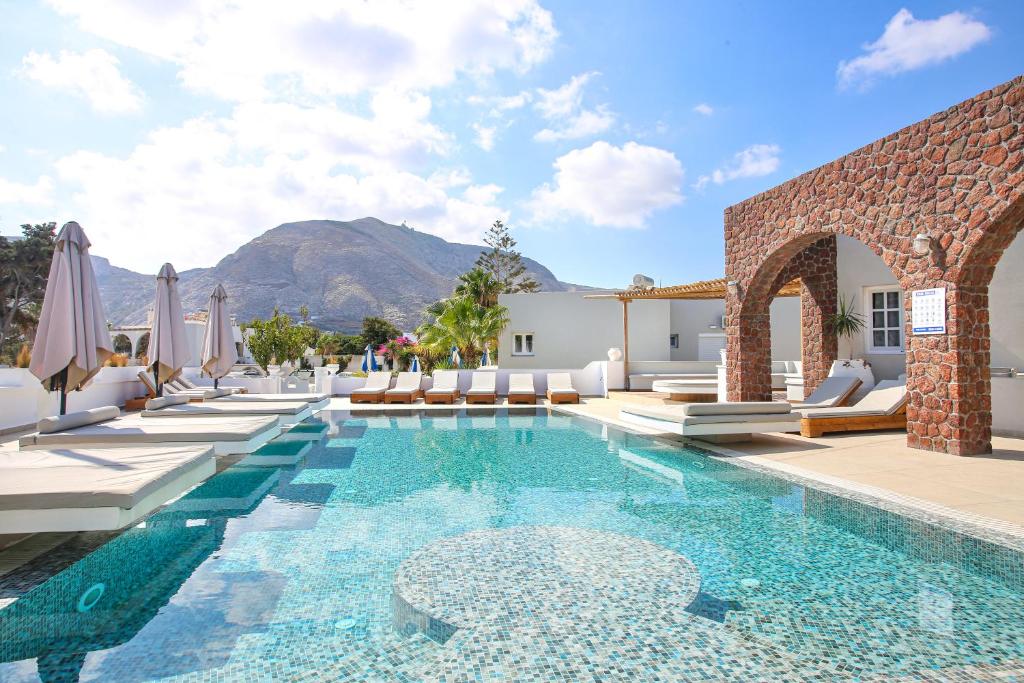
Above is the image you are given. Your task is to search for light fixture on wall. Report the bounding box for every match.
[912,233,932,256]
[726,280,740,295]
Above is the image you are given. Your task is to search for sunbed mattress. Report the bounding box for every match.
[142,401,309,417]
[213,392,329,403]
[19,414,278,448]
[0,446,213,510]
[622,405,800,425]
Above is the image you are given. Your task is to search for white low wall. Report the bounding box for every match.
[993,375,1024,438]
[327,362,610,397]
[0,367,146,432]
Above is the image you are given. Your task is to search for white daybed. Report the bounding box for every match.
[620,401,800,442]
[141,395,312,428]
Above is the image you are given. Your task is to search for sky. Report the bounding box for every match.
[0,1,1021,288]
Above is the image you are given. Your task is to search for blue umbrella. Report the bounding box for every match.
[410,355,420,372]
[449,345,461,368]
[361,344,379,372]
[480,345,491,367]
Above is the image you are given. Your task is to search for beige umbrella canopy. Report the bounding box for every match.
[148,263,190,390]
[29,221,113,413]
[201,284,238,386]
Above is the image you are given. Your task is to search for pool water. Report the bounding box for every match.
[1,409,1022,681]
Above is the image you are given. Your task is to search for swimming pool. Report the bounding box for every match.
[1,408,1022,681]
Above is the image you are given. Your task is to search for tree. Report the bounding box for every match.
[0,223,56,362]
[360,316,401,349]
[243,308,309,371]
[454,268,503,308]
[415,297,509,366]
[475,219,539,294]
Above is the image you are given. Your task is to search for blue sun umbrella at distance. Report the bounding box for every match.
[410,355,420,372]
[362,344,379,372]
[449,346,461,368]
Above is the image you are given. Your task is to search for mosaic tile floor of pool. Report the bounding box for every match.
[1,408,1023,681]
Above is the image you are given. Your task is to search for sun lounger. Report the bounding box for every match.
[424,370,460,404]
[176,376,245,394]
[384,372,423,403]
[798,380,908,437]
[141,395,312,427]
[18,406,280,455]
[794,375,862,409]
[466,372,497,404]
[206,392,330,410]
[0,445,215,533]
[620,402,800,442]
[350,371,392,404]
[137,371,228,401]
[507,373,537,404]
[546,373,580,404]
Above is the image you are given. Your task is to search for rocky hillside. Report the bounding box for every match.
[94,217,579,332]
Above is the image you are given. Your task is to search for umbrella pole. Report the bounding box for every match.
[58,366,68,415]
[214,377,219,389]
[153,359,162,398]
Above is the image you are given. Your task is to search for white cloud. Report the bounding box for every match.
[526,141,683,228]
[19,49,143,113]
[53,107,504,271]
[532,72,614,142]
[838,9,991,90]
[468,91,533,116]
[693,103,713,116]
[472,123,498,151]
[694,143,780,191]
[47,0,558,101]
[0,175,54,205]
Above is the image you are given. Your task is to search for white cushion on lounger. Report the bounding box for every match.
[20,413,278,447]
[142,401,309,417]
[145,395,190,410]
[426,370,459,394]
[546,373,577,394]
[676,402,790,417]
[623,405,799,426]
[212,392,328,403]
[37,406,120,434]
[467,372,496,394]
[0,446,213,510]
[798,376,862,409]
[508,374,535,394]
[386,372,422,394]
[801,380,907,418]
[352,372,391,394]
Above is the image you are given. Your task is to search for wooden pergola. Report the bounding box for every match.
[586,277,802,389]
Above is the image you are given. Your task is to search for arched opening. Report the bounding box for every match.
[135,332,150,360]
[112,334,132,356]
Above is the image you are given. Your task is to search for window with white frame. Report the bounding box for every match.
[512,333,534,356]
[866,288,903,352]
[669,334,679,349]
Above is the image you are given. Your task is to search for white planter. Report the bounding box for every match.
[607,347,623,362]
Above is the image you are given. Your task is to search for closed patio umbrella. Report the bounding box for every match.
[361,344,379,372]
[450,345,461,368]
[149,263,189,396]
[200,284,238,389]
[29,222,113,414]
[409,355,420,372]
[480,345,491,367]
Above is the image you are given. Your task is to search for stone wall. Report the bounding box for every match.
[725,76,1024,455]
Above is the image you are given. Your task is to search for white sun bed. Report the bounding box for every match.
[351,371,392,404]
[0,445,215,533]
[466,372,497,404]
[385,372,423,403]
[620,401,800,442]
[18,406,280,455]
[546,373,579,404]
[794,375,862,409]
[208,392,330,410]
[425,370,460,404]
[176,376,245,394]
[138,371,228,400]
[141,395,312,428]
[798,380,908,437]
[508,374,537,404]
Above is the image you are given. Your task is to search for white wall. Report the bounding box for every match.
[498,292,670,369]
[990,231,1024,369]
[668,299,725,360]
[0,367,146,432]
[769,298,802,362]
[836,235,906,380]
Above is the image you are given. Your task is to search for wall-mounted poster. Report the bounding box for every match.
[911,287,946,335]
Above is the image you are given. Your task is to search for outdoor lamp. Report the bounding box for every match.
[727,280,740,295]
[912,233,932,256]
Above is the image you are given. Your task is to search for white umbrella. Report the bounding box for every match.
[200,284,238,388]
[148,263,189,394]
[29,222,113,413]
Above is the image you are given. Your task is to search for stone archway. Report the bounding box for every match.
[725,75,1023,456]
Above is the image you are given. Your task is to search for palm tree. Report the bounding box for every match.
[453,268,503,308]
[415,297,509,366]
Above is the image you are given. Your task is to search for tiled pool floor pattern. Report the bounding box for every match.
[1,410,1023,681]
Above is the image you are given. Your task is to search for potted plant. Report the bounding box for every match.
[826,294,874,385]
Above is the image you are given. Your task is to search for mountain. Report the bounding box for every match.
[93,217,583,332]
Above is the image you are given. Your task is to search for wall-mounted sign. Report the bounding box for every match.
[911,287,946,335]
